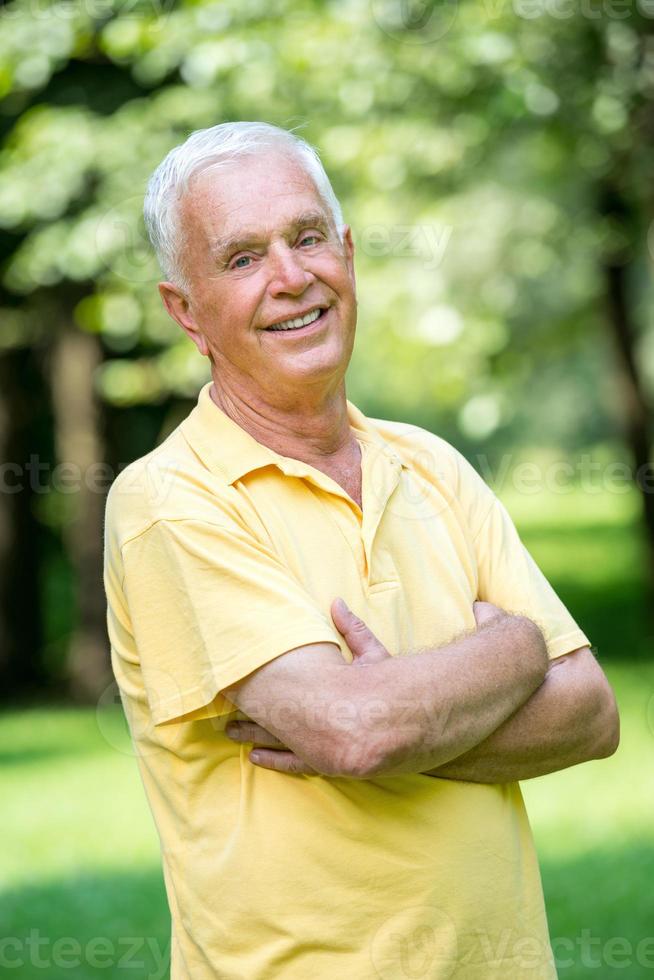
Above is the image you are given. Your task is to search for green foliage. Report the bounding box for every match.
[1,0,652,700]
[1,0,652,444]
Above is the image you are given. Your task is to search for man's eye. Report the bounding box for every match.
[232,255,252,269]
[299,234,321,247]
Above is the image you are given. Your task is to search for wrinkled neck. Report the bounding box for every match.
[209,378,357,465]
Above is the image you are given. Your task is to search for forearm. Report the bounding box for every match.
[352,613,548,777]
[422,654,619,783]
[225,603,549,779]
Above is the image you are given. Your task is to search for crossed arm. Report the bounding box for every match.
[223,600,620,782]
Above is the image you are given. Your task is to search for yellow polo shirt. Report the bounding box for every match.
[104,382,589,979]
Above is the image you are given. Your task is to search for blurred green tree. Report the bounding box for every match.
[0,0,652,698]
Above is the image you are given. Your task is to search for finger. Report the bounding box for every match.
[473,601,504,628]
[225,722,285,748]
[249,749,317,775]
[330,597,390,663]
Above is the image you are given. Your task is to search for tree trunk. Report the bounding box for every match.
[602,253,654,589]
[50,324,111,701]
[0,343,51,697]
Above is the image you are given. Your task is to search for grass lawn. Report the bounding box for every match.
[1,484,652,978]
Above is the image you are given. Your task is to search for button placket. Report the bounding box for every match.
[359,440,403,588]
[304,482,368,581]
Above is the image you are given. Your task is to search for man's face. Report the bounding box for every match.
[162,152,357,405]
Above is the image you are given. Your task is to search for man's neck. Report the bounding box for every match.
[209,377,356,466]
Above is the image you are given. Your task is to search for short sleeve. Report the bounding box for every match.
[121,518,342,725]
[473,497,591,660]
[449,449,591,661]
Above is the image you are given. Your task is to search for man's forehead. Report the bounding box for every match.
[183,158,331,244]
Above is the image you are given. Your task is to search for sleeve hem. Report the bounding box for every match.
[149,627,343,726]
[546,630,591,661]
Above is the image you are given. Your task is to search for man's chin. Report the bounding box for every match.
[271,354,350,390]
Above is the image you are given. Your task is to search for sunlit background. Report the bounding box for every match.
[1,0,653,976]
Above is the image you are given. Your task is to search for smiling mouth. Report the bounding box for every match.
[264,307,327,332]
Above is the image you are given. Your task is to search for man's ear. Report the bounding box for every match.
[158,281,209,357]
[341,225,356,289]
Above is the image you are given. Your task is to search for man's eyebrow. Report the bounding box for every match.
[209,211,332,261]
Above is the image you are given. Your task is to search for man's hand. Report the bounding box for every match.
[472,600,505,629]
[226,597,392,774]
[330,597,393,665]
[225,719,316,774]
[226,599,506,774]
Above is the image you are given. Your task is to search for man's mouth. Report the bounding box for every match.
[264,307,327,332]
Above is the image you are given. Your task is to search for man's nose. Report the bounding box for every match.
[267,243,314,295]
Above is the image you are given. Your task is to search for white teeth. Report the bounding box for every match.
[268,308,323,331]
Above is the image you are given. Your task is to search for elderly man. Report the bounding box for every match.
[104,121,619,979]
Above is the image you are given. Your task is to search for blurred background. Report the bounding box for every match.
[1,0,653,976]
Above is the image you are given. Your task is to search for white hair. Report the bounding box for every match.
[143,121,344,291]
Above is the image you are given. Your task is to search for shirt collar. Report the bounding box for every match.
[180,382,405,486]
